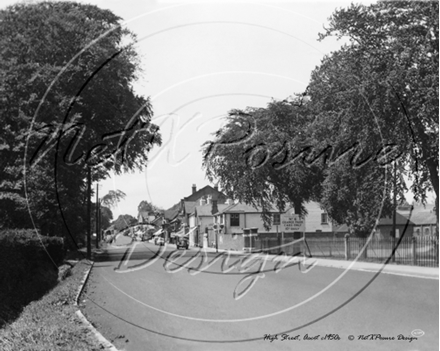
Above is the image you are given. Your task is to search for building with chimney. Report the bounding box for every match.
[163,184,228,244]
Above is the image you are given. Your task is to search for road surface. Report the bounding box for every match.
[81,239,439,351]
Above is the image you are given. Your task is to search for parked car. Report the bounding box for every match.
[176,237,189,250]
[155,237,165,246]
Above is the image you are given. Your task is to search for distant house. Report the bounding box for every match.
[335,212,415,238]
[398,203,437,237]
[137,210,155,224]
[180,184,228,225]
[163,184,228,244]
[164,202,180,222]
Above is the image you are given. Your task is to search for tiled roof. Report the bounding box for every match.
[399,204,437,225]
[184,201,196,216]
[195,204,229,216]
[164,202,180,220]
[216,202,280,214]
[334,212,416,233]
[409,210,437,225]
[378,212,415,226]
[183,185,227,202]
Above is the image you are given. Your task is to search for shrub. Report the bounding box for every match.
[0,229,66,326]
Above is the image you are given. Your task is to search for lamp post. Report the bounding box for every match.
[95,183,100,249]
[86,167,92,260]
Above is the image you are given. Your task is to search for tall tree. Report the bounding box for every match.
[203,99,324,225]
[202,98,394,234]
[137,200,163,216]
[112,214,137,232]
[312,1,438,231]
[101,190,126,209]
[0,2,161,241]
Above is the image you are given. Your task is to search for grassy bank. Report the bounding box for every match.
[0,259,103,351]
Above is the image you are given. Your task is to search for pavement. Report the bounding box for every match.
[81,240,439,351]
[189,246,440,280]
[107,234,439,280]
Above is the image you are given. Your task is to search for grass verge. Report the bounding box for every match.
[0,259,104,351]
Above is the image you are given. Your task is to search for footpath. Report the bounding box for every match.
[200,247,439,280]
[106,235,439,280]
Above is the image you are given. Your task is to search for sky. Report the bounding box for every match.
[5,0,432,218]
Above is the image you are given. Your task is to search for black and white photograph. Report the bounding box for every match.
[0,0,438,350]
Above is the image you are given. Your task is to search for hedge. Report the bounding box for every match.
[0,229,66,325]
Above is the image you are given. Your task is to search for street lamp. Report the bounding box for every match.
[95,183,101,249]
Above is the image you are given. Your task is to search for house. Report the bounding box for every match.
[137,210,155,224]
[398,203,437,237]
[163,184,228,243]
[335,212,415,238]
[211,201,333,252]
[180,184,228,225]
[189,203,230,247]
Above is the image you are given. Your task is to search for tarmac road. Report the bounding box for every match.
[80,238,439,351]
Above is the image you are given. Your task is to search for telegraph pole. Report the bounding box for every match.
[391,161,397,263]
[95,183,99,249]
[86,167,92,260]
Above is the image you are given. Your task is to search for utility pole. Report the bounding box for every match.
[215,224,218,253]
[87,167,92,260]
[391,161,397,263]
[95,183,99,249]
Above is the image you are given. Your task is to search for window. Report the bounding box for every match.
[230,213,240,227]
[321,213,328,224]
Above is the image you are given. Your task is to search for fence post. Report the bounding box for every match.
[412,236,417,266]
[362,237,368,259]
[391,236,396,263]
[329,236,332,257]
[345,234,350,260]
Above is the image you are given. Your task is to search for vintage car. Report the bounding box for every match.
[176,236,189,250]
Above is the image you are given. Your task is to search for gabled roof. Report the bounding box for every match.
[183,185,227,202]
[335,213,415,233]
[164,202,180,221]
[138,211,150,223]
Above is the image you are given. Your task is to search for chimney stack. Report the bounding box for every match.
[214,183,219,191]
[192,184,197,194]
[211,199,218,215]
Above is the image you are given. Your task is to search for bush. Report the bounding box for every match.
[0,229,66,326]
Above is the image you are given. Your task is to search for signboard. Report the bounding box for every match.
[280,214,305,232]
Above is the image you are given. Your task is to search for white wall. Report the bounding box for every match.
[284,202,332,233]
[219,201,332,235]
